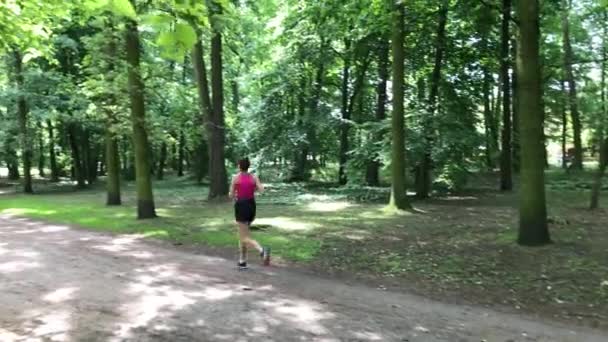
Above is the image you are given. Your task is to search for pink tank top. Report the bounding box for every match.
[235,173,256,200]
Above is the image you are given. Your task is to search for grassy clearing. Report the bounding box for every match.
[1,170,607,327]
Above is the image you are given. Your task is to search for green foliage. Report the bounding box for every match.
[155,23,197,60]
[0,0,606,207]
[84,0,136,18]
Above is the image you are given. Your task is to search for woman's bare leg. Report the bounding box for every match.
[239,240,247,263]
[238,222,262,262]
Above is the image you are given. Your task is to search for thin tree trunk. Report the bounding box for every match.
[125,14,156,218]
[105,133,121,205]
[590,10,607,210]
[516,0,550,245]
[480,6,497,170]
[106,128,121,205]
[99,148,105,176]
[416,0,448,199]
[149,145,157,176]
[3,113,21,180]
[105,26,121,205]
[512,38,521,173]
[157,142,167,181]
[500,0,513,191]
[68,124,86,188]
[493,81,502,149]
[14,50,33,193]
[47,120,59,182]
[483,64,494,169]
[207,0,229,199]
[231,79,239,115]
[177,130,185,177]
[82,129,94,184]
[338,37,352,186]
[540,92,549,168]
[389,1,411,210]
[590,139,608,209]
[37,121,45,178]
[7,155,20,180]
[367,37,389,186]
[560,79,568,169]
[562,0,583,170]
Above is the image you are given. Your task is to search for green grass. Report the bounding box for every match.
[0,179,389,262]
[1,172,608,327]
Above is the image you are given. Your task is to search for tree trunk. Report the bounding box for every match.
[590,10,607,210]
[194,140,208,184]
[480,6,498,170]
[47,120,59,182]
[37,121,45,178]
[92,143,100,182]
[416,0,448,199]
[562,0,583,170]
[82,129,95,184]
[590,139,608,210]
[7,145,20,180]
[500,0,513,191]
[231,79,239,115]
[177,130,185,177]
[207,0,229,199]
[3,110,20,180]
[106,128,121,205]
[7,157,20,180]
[560,79,568,169]
[121,138,132,180]
[389,1,411,210]
[192,34,212,185]
[512,39,521,173]
[516,0,550,245]
[338,38,352,186]
[493,79,503,146]
[150,146,157,176]
[105,27,121,205]
[367,38,390,186]
[540,92,549,168]
[157,142,167,181]
[483,63,494,169]
[125,15,156,219]
[14,50,33,193]
[99,148,105,176]
[68,124,86,188]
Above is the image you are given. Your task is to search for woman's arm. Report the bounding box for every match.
[228,175,238,199]
[254,175,264,193]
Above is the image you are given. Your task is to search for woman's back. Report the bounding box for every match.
[235,172,256,200]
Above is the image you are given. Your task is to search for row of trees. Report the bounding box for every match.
[1,0,607,246]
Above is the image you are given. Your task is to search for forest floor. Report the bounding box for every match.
[0,170,607,333]
[1,214,607,341]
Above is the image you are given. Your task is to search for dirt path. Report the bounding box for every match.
[0,215,605,342]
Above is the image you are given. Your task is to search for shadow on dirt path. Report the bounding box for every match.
[0,215,605,342]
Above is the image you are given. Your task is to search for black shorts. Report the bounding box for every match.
[234,198,256,223]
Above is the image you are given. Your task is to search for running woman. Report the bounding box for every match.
[229,158,271,270]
